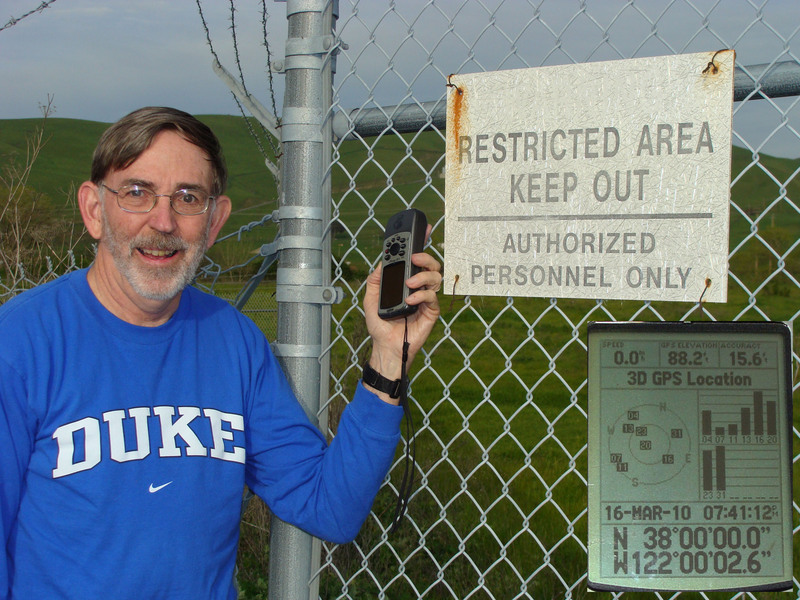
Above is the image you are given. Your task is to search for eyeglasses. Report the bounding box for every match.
[100,183,215,216]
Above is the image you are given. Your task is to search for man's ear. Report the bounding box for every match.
[205,195,232,249]
[78,181,103,240]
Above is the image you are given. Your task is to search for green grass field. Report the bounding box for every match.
[237,132,799,598]
[2,116,798,599]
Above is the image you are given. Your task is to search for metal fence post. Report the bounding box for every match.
[268,1,334,598]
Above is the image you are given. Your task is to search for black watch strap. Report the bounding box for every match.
[362,361,402,399]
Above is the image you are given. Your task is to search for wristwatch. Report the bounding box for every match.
[362,361,402,399]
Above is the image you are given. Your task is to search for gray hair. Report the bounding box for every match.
[90,107,227,195]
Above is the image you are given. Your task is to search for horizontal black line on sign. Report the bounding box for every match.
[457,213,713,222]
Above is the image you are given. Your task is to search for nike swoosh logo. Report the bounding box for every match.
[148,481,173,493]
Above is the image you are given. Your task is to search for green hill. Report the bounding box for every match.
[1,115,798,282]
[0,115,280,233]
[2,115,796,222]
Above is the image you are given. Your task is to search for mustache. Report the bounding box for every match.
[129,233,190,253]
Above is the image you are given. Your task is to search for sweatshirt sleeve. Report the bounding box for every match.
[0,357,35,596]
[243,344,403,544]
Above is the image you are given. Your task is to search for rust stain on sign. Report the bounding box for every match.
[446,76,467,185]
[701,49,734,76]
[700,49,735,99]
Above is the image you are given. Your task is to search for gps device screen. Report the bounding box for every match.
[587,321,793,592]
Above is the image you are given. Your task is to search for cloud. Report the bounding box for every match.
[1,1,797,157]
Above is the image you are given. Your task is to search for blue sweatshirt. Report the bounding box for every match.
[0,269,402,599]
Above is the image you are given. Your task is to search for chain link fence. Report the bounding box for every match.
[319,1,799,599]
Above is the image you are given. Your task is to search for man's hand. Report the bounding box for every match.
[363,226,442,404]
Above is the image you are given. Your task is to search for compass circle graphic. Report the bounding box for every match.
[607,403,692,485]
[627,422,671,465]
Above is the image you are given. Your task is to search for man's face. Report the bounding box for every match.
[100,194,211,301]
[93,130,227,303]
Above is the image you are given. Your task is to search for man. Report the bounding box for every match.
[0,107,441,599]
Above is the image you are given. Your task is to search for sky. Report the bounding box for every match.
[1,0,798,158]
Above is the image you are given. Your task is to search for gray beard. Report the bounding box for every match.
[100,206,209,302]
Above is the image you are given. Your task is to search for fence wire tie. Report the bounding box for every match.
[702,50,726,75]
[258,237,280,263]
[698,277,712,305]
[448,274,460,312]
[446,74,462,94]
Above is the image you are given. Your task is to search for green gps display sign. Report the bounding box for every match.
[587,321,793,592]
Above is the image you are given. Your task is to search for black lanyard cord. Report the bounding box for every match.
[389,316,416,534]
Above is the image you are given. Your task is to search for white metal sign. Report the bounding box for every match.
[444,51,734,302]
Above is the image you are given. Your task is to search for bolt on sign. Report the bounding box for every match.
[444,51,735,303]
